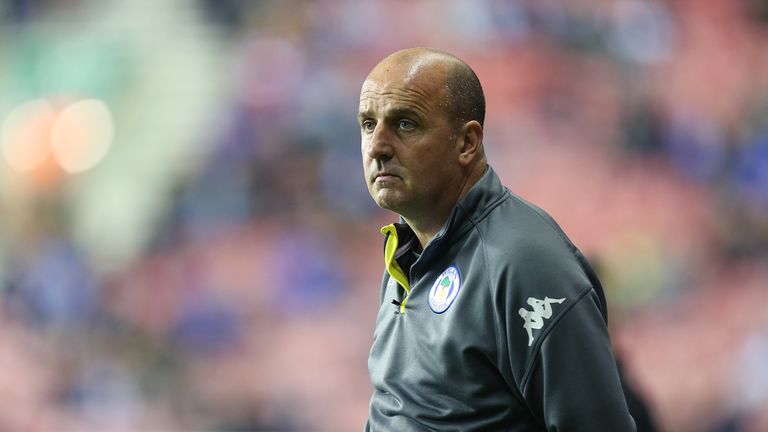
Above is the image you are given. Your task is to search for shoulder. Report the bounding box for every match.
[479,191,598,346]
[476,191,585,282]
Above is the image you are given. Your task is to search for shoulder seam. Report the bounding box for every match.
[515,195,580,257]
[458,188,511,227]
[463,192,529,407]
[519,284,594,391]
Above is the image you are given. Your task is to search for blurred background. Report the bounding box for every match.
[1,0,767,430]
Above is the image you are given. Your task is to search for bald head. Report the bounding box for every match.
[365,48,486,129]
[359,48,488,243]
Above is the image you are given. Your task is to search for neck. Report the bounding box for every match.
[405,163,487,250]
[404,217,443,252]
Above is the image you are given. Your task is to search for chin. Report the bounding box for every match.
[371,185,410,212]
[374,198,397,212]
[374,195,402,213]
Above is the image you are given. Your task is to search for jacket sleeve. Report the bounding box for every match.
[522,288,637,431]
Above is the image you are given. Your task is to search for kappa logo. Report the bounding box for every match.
[519,296,565,346]
[386,277,399,291]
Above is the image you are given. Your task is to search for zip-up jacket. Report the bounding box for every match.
[365,166,636,431]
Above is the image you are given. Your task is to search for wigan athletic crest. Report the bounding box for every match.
[428,265,461,313]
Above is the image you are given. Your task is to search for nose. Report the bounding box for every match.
[364,123,394,161]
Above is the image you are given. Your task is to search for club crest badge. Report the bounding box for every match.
[428,265,461,313]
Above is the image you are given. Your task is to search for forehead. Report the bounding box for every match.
[358,60,448,116]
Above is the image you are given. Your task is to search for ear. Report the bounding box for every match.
[456,120,483,167]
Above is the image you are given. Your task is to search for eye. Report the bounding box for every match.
[398,119,415,130]
[361,119,375,132]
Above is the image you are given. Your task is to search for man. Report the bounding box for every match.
[359,47,637,431]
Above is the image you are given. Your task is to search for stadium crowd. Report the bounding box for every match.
[1,0,767,430]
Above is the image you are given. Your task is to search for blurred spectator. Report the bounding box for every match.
[1,0,768,430]
[4,235,98,329]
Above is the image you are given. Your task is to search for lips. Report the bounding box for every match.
[376,171,399,179]
[373,171,401,183]
[367,162,403,184]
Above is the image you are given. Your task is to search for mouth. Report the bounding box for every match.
[373,171,402,183]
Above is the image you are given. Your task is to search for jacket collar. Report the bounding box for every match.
[381,165,507,263]
[426,165,506,251]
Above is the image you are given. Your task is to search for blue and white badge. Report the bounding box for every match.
[428,265,461,313]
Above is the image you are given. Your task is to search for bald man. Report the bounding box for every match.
[358,47,636,431]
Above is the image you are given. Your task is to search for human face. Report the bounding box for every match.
[358,67,462,220]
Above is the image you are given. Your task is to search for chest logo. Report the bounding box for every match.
[428,265,461,314]
[386,277,399,291]
[519,297,565,346]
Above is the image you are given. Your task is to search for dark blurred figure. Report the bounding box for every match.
[618,361,659,432]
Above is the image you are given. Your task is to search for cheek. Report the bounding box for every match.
[361,155,374,177]
[414,149,443,172]
[416,154,456,189]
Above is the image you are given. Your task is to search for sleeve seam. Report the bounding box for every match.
[520,284,595,392]
[458,195,530,409]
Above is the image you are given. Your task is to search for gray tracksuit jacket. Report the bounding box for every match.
[365,167,636,431]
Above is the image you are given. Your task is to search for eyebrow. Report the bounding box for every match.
[358,106,423,121]
[389,107,421,119]
[357,109,372,120]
